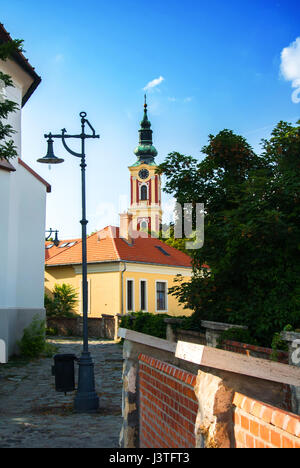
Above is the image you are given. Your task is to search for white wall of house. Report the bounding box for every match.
[0,57,46,363]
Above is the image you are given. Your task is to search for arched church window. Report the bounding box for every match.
[141,184,148,201]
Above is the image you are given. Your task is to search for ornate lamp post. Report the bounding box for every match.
[45,228,60,247]
[38,112,100,412]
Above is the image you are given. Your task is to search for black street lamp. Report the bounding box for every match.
[38,112,100,412]
[45,229,60,247]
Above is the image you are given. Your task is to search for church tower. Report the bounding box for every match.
[127,97,162,234]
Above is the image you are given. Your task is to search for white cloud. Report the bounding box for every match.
[280,37,300,103]
[167,96,193,103]
[143,76,165,91]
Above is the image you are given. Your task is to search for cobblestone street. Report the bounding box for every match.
[0,338,123,448]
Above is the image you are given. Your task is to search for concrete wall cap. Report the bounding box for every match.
[201,320,248,331]
[281,331,300,343]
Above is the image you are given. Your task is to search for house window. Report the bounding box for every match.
[141,184,148,201]
[156,281,167,311]
[127,280,134,312]
[140,280,147,311]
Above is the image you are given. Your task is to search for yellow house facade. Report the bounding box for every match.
[45,261,193,318]
[45,227,193,318]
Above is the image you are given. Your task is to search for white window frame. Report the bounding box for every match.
[155,280,168,313]
[139,182,148,201]
[79,278,91,315]
[139,279,148,312]
[126,278,135,313]
[140,218,149,230]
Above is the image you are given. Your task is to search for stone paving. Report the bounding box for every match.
[0,337,123,448]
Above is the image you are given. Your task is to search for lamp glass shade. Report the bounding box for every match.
[37,137,64,165]
[54,231,60,247]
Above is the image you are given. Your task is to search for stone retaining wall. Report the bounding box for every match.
[46,315,120,340]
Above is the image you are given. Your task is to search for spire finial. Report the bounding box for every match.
[133,96,158,163]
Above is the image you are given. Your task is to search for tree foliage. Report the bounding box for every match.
[0,38,24,161]
[157,123,300,346]
[45,283,78,318]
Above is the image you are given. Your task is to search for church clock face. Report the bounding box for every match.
[138,169,149,180]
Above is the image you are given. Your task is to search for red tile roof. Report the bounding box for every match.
[45,239,81,261]
[45,226,192,268]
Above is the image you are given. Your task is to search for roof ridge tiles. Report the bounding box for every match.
[45,225,192,268]
[45,237,82,262]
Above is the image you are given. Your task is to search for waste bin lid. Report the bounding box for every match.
[54,354,77,361]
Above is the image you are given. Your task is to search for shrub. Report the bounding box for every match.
[45,283,78,318]
[46,327,58,336]
[18,316,58,358]
[217,327,259,347]
[271,332,289,361]
[120,312,171,339]
[18,315,46,358]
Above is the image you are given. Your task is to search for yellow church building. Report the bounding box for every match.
[45,100,193,317]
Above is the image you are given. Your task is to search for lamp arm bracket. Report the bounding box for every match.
[61,129,82,158]
[84,118,98,138]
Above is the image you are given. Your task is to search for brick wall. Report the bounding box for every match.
[233,392,300,448]
[138,356,300,448]
[138,354,198,448]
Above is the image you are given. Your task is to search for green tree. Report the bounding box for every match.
[45,283,78,318]
[0,38,24,161]
[159,224,191,255]
[158,123,300,346]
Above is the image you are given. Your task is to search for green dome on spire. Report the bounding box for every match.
[133,95,158,164]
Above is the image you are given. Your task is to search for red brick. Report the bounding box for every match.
[233,393,244,408]
[235,429,245,445]
[182,386,195,400]
[260,424,270,443]
[251,402,263,419]
[245,434,255,448]
[284,416,298,436]
[249,419,260,437]
[242,397,254,413]
[282,436,294,449]
[255,439,265,449]
[261,406,273,424]
[270,429,281,447]
[190,376,197,387]
[241,415,250,431]
[295,421,300,438]
[271,410,286,429]
[233,411,241,426]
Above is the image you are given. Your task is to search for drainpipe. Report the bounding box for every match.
[121,262,127,315]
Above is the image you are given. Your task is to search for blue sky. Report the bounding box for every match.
[2,0,300,238]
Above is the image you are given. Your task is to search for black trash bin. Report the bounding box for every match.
[52,354,77,393]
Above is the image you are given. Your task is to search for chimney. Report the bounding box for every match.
[119,212,133,244]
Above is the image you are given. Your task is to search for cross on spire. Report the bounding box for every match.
[133,97,158,163]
